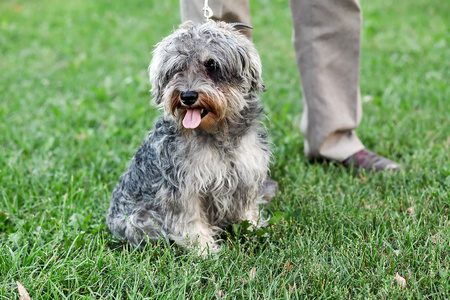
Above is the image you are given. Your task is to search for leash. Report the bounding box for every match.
[201,0,253,30]
[203,0,213,20]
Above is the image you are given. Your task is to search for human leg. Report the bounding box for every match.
[289,0,401,170]
[289,0,364,161]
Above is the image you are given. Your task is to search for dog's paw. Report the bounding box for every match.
[197,242,222,256]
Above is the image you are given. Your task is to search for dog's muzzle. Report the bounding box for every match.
[180,90,205,129]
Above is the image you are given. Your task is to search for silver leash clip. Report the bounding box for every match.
[203,0,213,20]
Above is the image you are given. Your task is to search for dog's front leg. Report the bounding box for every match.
[168,197,220,255]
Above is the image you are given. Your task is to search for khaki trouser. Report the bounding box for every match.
[179,0,365,161]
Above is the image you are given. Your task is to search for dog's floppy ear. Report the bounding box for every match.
[149,46,164,105]
[237,44,265,94]
[248,51,265,93]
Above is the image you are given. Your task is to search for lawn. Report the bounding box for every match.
[1,0,449,298]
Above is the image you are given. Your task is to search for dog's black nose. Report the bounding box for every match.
[180,91,199,106]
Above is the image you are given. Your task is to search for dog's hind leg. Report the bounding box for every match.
[107,210,167,247]
[241,197,268,229]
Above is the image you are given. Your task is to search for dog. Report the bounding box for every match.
[107,20,271,254]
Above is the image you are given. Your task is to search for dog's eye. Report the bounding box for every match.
[171,68,182,77]
[164,68,182,83]
[204,59,218,73]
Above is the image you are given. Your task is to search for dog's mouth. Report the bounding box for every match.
[182,107,209,129]
[200,108,209,118]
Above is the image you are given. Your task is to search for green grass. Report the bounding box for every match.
[1,0,449,298]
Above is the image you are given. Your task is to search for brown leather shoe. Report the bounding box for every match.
[342,149,401,172]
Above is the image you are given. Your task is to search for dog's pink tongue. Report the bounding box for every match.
[183,108,202,129]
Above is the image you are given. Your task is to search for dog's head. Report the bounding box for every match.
[149,21,264,133]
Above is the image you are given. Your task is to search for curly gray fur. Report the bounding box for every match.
[107,21,271,254]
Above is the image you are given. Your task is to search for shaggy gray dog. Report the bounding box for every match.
[107,20,271,254]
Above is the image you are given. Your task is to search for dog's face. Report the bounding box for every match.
[149,21,264,133]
